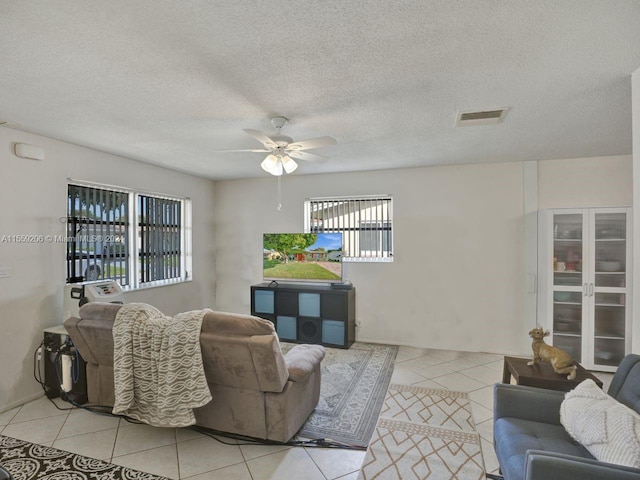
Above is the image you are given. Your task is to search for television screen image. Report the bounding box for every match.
[263,233,343,283]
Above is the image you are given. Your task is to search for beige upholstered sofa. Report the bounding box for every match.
[64,302,326,442]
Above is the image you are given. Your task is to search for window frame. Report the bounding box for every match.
[304,195,394,262]
[67,179,192,289]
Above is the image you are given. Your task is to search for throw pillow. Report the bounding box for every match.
[560,379,640,468]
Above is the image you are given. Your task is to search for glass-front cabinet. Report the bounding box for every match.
[540,207,631,371]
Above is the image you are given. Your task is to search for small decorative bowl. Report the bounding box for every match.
[554,292,571,302]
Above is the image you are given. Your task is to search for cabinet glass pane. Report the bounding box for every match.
[594,293,625,339]
[553,214,583,287]
[594,338,625,366]
[553,292,582,336]
[552,334,581,363]
[594,212,626,288]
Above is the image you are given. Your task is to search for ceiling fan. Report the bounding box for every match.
[225,116,337,176]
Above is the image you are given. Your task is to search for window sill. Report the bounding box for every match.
[122,277,192,292]
[343,257,394,263]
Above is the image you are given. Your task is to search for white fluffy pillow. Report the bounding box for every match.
[560,379,640,468]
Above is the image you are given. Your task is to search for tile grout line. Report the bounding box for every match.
[109,417,121,462]
[174,428,181,480]
[302,446,331,480]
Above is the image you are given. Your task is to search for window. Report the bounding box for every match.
[304,195,393,262]
[138,195,182,283]
[67,182,191,288]
[67,184,130,285]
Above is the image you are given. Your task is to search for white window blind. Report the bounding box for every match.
[304,195,393,262]
[67,184,130,285]
[138,194,182,284]
[67,181,191,288]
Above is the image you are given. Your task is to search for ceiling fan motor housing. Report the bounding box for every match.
[270,134,293,146]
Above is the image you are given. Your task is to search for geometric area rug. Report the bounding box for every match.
[358,384,486,479]
[289,342,399,448]
[0,434,169,480]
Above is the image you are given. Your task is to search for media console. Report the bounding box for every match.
[251,283,355,349]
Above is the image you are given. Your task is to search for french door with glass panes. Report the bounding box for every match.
[541,207,631,372]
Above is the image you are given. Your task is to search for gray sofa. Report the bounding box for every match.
[493,354,640,480]
[64,302,325,442]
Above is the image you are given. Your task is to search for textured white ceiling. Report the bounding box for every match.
[1,1,640,179]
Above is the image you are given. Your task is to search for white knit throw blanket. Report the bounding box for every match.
[112,303,212,427]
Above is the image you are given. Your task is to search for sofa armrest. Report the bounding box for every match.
[525,450,640,480]
[284,344,325,382]
[494,383,565,425]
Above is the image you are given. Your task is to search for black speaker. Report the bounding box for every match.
[297,317,321,343]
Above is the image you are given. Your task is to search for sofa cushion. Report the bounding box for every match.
[611,361,640,414]
[201,311,275,336]
[561,379,640,468]
[79,302,122,323]
[494,417,593,480]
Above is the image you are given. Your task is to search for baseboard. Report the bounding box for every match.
[0,391,44,414]
[356,337,524,356]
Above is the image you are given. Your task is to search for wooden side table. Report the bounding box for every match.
[502,356,603,392]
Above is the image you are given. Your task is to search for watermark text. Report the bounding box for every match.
[1,234,117,244]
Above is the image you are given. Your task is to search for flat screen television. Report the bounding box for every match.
[263,232,343,283]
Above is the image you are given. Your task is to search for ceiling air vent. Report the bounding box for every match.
[456,108,509,126]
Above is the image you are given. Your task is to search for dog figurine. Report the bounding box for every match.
[528,327,577,380]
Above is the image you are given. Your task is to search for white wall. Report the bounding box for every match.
[0,127,216,410]
[213,156,634,356]
[214,162,526,355]
[538,155,632,209]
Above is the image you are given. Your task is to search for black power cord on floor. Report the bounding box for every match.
[32,343,365,450]
[187,425,366,450]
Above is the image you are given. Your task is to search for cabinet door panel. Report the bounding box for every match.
[593,304,625,338]
[552,291,583,336]
[553,214,584,287]
[321,293,347,319]
[552,334,582,363]
[275,291,298,316]
[594,212,627,288]
[594,338,625,367]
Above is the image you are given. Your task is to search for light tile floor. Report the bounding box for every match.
[0,347,615,479]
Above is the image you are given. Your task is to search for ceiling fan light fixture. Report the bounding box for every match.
[281,155,298,174]
[260,154,278,174]
[270,159,284,176]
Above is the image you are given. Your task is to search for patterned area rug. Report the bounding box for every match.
[0,435,168,479]
[283,342,398,448]
[358,384,486,479]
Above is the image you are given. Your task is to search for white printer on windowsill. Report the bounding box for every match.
[63,280,125,320]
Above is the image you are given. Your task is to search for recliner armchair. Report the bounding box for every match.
[493,354,640,480]
[64,302,325,442]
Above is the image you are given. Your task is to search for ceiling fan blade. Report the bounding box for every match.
[288,150,329,163]
[213,149,271,153]
[287,136,337,151]
[243,129,277,148]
